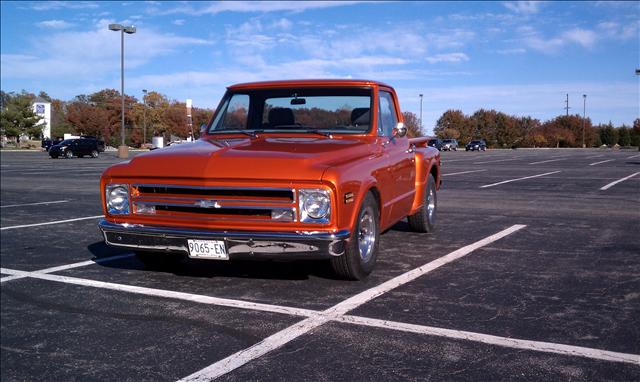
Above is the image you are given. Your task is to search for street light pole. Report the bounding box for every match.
[582,94,587,148]
[142,89,147,146]
[109,23,136,159]
[419,94,423,132]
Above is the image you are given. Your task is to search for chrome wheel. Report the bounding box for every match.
[427,188,435,221]
[358,206,376,262]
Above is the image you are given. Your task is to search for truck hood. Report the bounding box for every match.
[105,137,375,181]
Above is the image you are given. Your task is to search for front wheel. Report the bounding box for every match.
[65,150,73,159]
[91,150,99,158]
[407,174,437,233]
[330,192,380,280]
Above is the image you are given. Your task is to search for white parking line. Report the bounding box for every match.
[0,200,69,209]
[627,154,640,159]
[0,254,133,284]
[529,158,566,165]
[473,158,518,165]
[442,169,487,177]
[480,171,561,188]
[600,172,640,191]
[589,159,614,166]
[180,224,527,381]
[585,154,604,159]
[338,316,640,365]
[0,268,320,317]
[0,215,103,231]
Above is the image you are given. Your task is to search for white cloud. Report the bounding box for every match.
[563,28,597,48]
[36,20,73,29]
[426,53,469,64]
[503,1,543,14]
[1,19,213,80]
[172,19,185,26]
[271,18,293,30]
[28,1,99,11]
[522,27,598,53]
[159,1,373,16]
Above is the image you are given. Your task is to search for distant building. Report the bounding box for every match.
[32,97,51,139]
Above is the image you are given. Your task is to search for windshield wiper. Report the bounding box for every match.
[300,130,333,138]
[210,130,263,138]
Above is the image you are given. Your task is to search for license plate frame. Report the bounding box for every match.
[186,239,229,260]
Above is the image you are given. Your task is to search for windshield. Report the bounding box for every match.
[209,87,372,134]
[470,141,481,145]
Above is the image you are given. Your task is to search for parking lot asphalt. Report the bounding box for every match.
[1,148,639,381]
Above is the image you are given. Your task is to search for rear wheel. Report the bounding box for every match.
[407,174,437,233]
[91,149,99,158]
[135,251,182,268]
[330,192,380,280]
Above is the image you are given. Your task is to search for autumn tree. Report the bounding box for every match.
[434,110,472,142]
[401,111,422,137]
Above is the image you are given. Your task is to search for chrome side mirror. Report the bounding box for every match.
[393,122,407,138]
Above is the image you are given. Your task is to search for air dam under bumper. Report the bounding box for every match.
[98,220,350,259]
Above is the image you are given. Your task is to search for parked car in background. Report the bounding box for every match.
[465,140,487,151]
[442,139,458,151]
[49,137,105,158]
[427,138,443,150]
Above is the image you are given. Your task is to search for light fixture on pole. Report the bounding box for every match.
[109,23,136,159]
[582,94,587,148]
[142,89,147,146]
[419,94,423,132]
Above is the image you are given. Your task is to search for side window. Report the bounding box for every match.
[377,91,398,137]
[220,94,250,130]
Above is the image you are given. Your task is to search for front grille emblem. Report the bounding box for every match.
[195,199,221,208]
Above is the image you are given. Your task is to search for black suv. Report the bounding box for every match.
[427,138,443,150]
[49,137,105,158]
[465,140,487,151]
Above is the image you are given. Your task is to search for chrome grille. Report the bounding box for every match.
[131,184,296,222]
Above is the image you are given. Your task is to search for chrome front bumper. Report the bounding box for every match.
[98,219,349,259]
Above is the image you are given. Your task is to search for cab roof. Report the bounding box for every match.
[228,79,392,90]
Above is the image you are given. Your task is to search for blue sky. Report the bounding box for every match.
[1,1,638,134]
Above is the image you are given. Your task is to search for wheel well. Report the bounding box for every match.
[367,186,382,218]
[429,164,439,185]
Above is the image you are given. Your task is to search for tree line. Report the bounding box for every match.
[433,109,640,148]
[0,89,213,147]
[1,89,638,148]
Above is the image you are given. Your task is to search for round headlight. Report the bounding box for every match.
[108,186,129,211]
[303,192,330,219]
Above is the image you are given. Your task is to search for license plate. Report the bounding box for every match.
[187,239,228,260]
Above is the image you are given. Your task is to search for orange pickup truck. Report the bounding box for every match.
[99,79,441,279]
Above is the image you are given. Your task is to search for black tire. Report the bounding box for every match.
[135,251,181,268]
[407,174,437,233]
[330,192,380,280]
[65,150,73,159]
[90,150,99,158]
